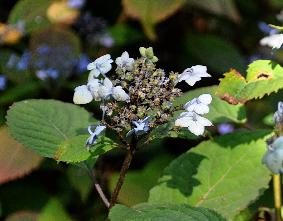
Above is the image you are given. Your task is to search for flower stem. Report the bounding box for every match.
[86,164,110,208]
[109,145,135,208]
[273,174,282,221]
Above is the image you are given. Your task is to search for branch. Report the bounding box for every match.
[86,164,110,208]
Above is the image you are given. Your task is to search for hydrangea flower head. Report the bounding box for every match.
[177,65,211,86]
[73,85,93,104]
[87,54,113,78]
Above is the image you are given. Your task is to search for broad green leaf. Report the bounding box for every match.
[184,35,245,73]
[187,0,240,22]
[6,100,90,161]
[55,135,118,163]
[216,60,283,104]
[122,0,184,40]
[148,130,272,219]
[38,198,72,221]
[174,86,246,123]
[0,127,42,184]
[8,0,52,34]
[109,155,173,206]
[109,203,226,221]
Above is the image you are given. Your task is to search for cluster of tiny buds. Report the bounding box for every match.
[73,47,213,149]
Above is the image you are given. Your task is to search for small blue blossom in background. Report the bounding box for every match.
[17,51,31,71]
[75,54,91,73]
[68,0,85,9]
[217,123,234,135]
[0,75,7,90]
[36,68,59,81]
[258,22,279,35]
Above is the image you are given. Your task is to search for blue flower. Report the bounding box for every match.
[17,51,31,71]
[36,68,59,80]
[76,54,91,73]
[0,75,7,90]
[68,0,85,9]
[86,125,106,150]
[126,116,151,137]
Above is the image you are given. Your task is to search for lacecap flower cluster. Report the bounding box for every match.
[73,47,213,149]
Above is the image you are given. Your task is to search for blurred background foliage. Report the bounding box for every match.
[1,0,283,220]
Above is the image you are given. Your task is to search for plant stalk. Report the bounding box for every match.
[109,146,135,208]
[273,174,282,221]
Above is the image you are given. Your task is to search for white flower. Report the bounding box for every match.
[87,78,101,101]
[260,34,283,49]
[112,86,130,102]
[115,51,135,71]
[73,85,93,104]
[175,112,212,136]
[87,54,113,78]
[86,125,106,150]
[98,77,113,100]
[177,65,211,86]
[126,116,150,137]
[184,94,212,115]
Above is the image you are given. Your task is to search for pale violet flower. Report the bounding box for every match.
[177,65,211,86]
[260,34,283,49]
[87,78,101,101]
[115,51,135,71]
[184,94,212,115]
[68,0,85,9]
[126,116,150,137]
[112,86,130,102]
[87,54,113,78]
[175,112,212,136]
[73,85,93,104]
[217,123,234,135]
[98,77,130,102]
[86,125,106,150]
[98,77,114,100]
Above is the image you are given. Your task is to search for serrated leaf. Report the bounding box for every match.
[184,35,245,73]
[174,86,246,123]
[109,203,226,221]
[0,127,42,184]
[6,99,90,161]
[122,0,184,40]
[8,0,52,34]
[148,130,272,219]
[216,60,283,104]
[38,198,72,221]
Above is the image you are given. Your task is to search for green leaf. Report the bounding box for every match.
[216,60,283,104]
[38,198,72,221]
[55,135,118,163]
[186,0,240,22]
[6,100,90,161]
[109,203,226,221]
[174,86,246,123]
[122,0,185,40]
[0,127,42,184]
[184,35,245,73]
[148,130,272,219]
[8,0,52,34]
[108,155,173,206]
